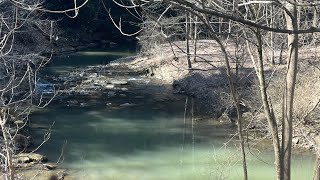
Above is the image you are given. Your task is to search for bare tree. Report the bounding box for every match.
[0,1,61,179]
[108,1,320,180]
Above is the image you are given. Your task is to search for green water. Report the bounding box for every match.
[30,106,315,180]
[44,46,136,75]
[31,50,315,180]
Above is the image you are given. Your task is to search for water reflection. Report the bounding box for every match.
[30,104,314,180]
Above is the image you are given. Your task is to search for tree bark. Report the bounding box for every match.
[314,155,320,180]
[198,1,248,178]
[245,29,282,180]
[313,136,320,180]
[0,109,14,180]
[282,2,299,180]
[186,12,192,69]
[193,15,198,62]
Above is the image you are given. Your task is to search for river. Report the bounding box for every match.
[29,48,314,180]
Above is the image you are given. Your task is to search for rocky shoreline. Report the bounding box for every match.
[12,59,185,179]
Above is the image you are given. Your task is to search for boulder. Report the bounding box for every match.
[18,168,66,180]
[12,134,31,151]
[14,153,48,163]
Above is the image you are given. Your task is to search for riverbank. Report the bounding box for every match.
[108,40,320,151]
[7,40,319,179]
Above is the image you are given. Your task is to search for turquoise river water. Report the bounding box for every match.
[29,49,315,180]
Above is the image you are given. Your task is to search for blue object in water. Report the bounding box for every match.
[36,81,54,94]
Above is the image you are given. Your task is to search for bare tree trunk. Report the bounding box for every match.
[270,5,275,65]
[314,155,320,180]
[186,12,192,69]
[282,2,299,180]
[314,136,320,180]
[0,109,14,180]
[215,36,248,180]
[245,30,282,180]
[199,1,248,178]
[193,15,198,62]
[50,21,54,43]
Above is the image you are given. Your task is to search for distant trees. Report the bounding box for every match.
[111,0,320,180]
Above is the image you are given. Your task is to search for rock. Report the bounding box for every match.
[120,87,128,91]
[106,84,115,89]
[88,73,98,78]
[79,72,85,77]
[119,94,127,97]
[82,79,93,84]
[292,137,300,144]
[12,134,31,151]
[80,103,88,107]
[110,79,128,85]
[93,82,101,87]
[14,120,24,125]
[9,128,18,135]
[18,169,66,180]
[120,103,136,107]
[106,102,112,106]
[14,153,48,163]
[43,163,58,170]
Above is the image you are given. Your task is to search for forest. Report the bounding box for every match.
[0,0,320,180]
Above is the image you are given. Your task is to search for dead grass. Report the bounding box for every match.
[123,40,256,84]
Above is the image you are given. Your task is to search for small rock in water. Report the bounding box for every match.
[119,94,127,97]
[110,79,128,85]
[14,120,24,125]
[80,103,88,107]
[121,87,128,91]
[106,102,112,106]
[106,84,115,89]
[43,163,58,170]
[88,73,98,78]
[94,81,103,86]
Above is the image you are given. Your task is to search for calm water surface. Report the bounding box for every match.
[30,50,314,180]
